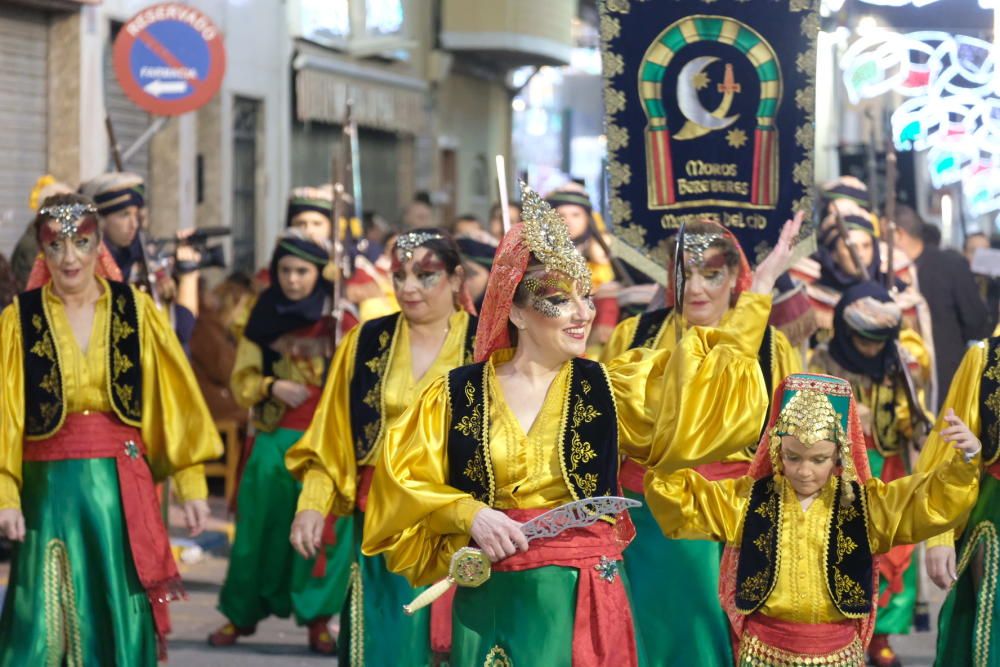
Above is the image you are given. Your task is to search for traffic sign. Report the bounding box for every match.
[112,3,226,116]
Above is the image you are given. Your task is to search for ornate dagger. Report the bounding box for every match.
[403,496,641,615]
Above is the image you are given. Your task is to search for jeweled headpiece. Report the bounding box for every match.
[39,202,98,237]
[766,374,858,500]
[520,185,591,290]
[682,232,723,265]
[394,230,446,261]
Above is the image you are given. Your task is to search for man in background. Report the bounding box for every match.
[893,205,990,405]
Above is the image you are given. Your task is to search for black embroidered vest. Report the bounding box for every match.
[734,475,873,618]
[445,357,619,504]
[20,281,143,439]
[980,337,1000,464]
[627,308,775,446]
[349,312,476,462]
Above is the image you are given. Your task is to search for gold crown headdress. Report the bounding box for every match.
[520,185,591,291]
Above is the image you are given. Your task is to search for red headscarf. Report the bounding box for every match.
[718,373,879,648]
[665,219,753,309]
[473,223,533,362]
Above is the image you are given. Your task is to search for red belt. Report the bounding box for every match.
[476,508,638,667]
[24,412,180,659]
[279,386,322,430]
[619,459,646,494]
[986,458,1000,481]
[622,458,751,493]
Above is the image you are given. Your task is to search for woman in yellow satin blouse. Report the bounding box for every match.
[0,194,222,666]
[286,229,478,666]
[645,373,981,666]
[600,220,801,667]
[359,190,801,667]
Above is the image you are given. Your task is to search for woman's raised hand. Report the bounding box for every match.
[749,210,805,296]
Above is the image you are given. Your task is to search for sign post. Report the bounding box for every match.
[112,2,226,117]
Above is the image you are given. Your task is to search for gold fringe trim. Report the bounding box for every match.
[349,562,365,667]
[44,539,82,667]
[956,521,999,667]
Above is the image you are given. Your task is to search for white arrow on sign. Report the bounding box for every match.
[143,79,189,97]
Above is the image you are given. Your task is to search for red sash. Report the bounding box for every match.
[279,386,322,431]
[619,459,645,494]
[987,458,1000,481]
[483,508,639,667]
[24,412,181,659]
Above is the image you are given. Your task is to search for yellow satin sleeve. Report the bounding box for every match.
[867,452,980,554]
[642,467,752,544]
[137,289,223,501]
[361,378,478,586]
[613,292,771,471]
[916,340,987,549]
[602,301,795,466]
[599,312,640,363]
[0,302,24,510]
[285,322,360,516]
[230,337,271,409]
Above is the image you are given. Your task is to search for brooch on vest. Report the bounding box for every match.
[20,282,142,439]
[446,357,619,504]
[735,475,872,618]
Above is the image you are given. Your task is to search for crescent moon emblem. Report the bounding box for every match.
[674,56,741,141]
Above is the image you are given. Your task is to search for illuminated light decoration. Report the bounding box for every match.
[842,29,1000,215]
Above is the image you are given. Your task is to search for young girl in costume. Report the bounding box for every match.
[646,372,981,666]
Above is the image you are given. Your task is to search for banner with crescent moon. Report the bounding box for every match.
[600,0,818,280]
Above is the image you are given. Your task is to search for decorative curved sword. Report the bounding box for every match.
[403,496,641,615]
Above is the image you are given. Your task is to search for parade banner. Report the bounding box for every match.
[599,0,819,280]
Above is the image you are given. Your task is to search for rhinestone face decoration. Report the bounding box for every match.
[39,203,98,238]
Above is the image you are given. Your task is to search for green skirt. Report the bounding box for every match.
[622,489,733,666]
[337,508,431,667]
[0,457,158,666]
[935,472,1000,667]
[218,427,351,627]
[452,558,644,667]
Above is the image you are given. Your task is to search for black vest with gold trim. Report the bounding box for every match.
[445,357,619,504]
[628,308,775,445]
[349,311,477,462]
[734,475,873,618]
[980,337,1000,464]
[19,281,143,439]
